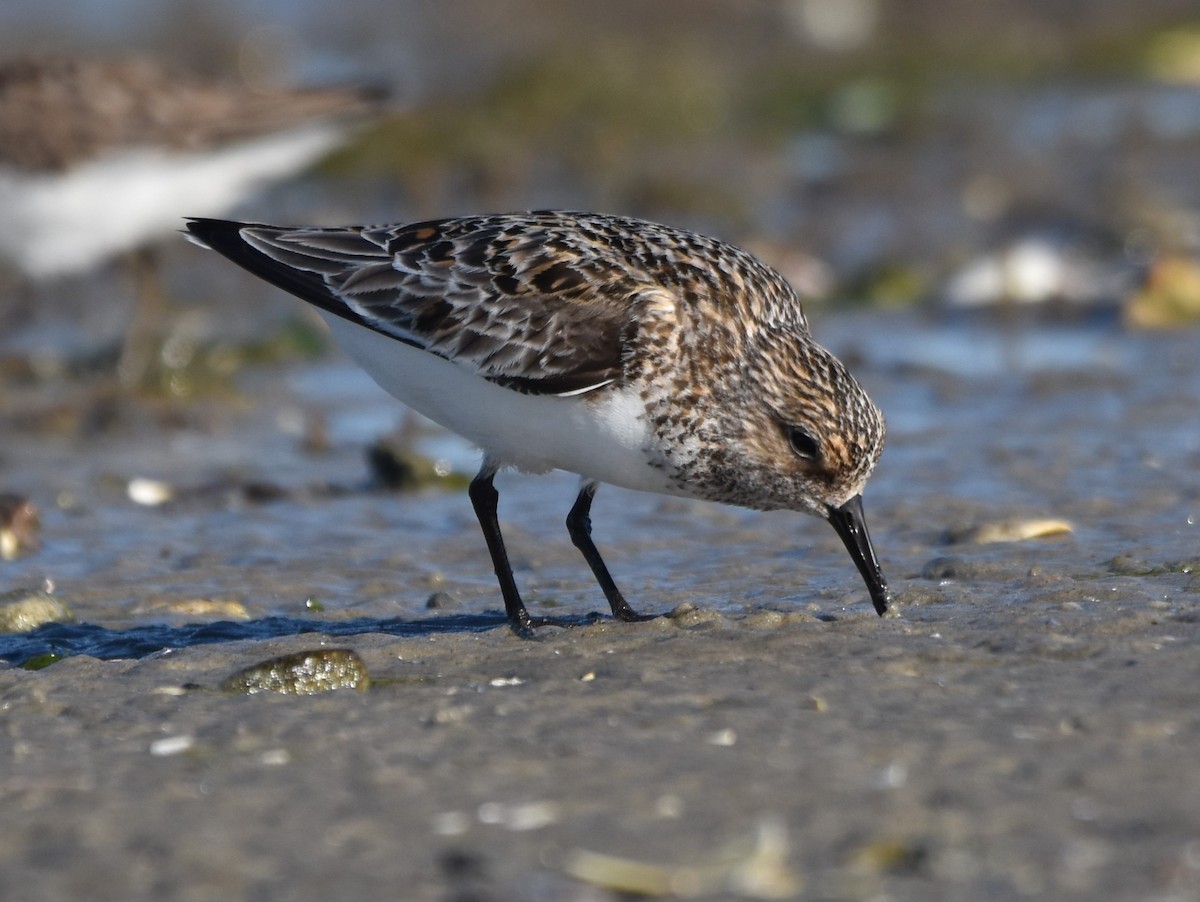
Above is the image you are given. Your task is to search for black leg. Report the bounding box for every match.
[566,481,655,622]
[468,464,537,636]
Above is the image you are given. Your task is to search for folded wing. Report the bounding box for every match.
[185,213,661,396]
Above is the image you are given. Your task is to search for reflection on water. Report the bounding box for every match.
[0,613,511,667]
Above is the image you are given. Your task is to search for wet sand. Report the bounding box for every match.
[2,311,1199,900]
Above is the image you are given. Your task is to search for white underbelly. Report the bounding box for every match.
[321,313,678,495]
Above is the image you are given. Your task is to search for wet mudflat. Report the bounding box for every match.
[1,311,1199,901]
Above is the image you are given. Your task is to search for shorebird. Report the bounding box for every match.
[186,211,891,633]
[0,55,385,382]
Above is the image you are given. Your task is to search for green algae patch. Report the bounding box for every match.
[221,648,370,696]
[21,652,66,671]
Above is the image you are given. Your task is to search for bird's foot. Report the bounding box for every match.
[507,606,659,637]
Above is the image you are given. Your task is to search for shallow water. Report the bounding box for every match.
[2,309,1197,652]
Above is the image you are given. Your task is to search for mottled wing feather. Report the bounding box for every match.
[192,215,657,395]
[187,211,809,396]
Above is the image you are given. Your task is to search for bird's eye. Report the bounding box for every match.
[787,426,820,461]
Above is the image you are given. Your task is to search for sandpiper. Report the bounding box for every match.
[0,55,385,380]
[186,211,890,633]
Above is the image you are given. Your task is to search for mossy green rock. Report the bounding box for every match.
[221,649,370,695]
[0,588,75,633]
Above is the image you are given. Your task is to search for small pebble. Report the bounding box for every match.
[708,728,737,747]
[0,588,75,633]
[563,816,800,898]
[946,518,1072,544]
[149,735,195,757]
[851,837,928,874]
[425,591,455,610]
[476,800,559,831]
[127,478,174,506]
[488,676,523,687]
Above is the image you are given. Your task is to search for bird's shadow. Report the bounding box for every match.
[0,611,581,667]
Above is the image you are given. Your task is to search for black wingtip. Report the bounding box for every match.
[184,216,224,237]
[182,217,352,321]
[184,217,263,253]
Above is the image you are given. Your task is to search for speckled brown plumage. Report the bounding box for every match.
[186,211,891,631]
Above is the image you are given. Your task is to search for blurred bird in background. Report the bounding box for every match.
[0,55,387,385]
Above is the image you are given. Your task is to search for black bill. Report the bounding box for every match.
[826,494,891,616]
